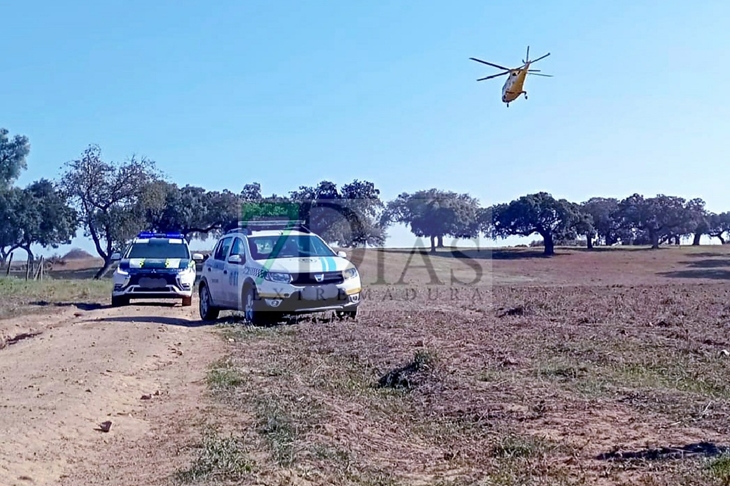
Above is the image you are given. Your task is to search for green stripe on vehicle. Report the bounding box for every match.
[255,223,295,286]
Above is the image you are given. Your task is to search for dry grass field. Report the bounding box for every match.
[2,245,730,485]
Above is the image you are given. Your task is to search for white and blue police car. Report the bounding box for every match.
[110,232,204,307]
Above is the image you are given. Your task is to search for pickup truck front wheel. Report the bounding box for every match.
[243,285,280,326]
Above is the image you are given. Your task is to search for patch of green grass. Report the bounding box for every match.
[254,395,298,467]
[0,276,111,318]
[489,433,560,459]
[533,348,730,402]
[218,321,292,341]
[174,430,255,484]
[483,463,586,486]
[707,454,730,484]
[610,362,730,398]
[206,357,245,392]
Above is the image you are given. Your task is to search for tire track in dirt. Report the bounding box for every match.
[0,300,224,486]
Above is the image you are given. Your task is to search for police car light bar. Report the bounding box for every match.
[137,231,185,239]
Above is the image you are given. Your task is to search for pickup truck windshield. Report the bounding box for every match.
[248,235,335,259]
[126,240,190,259]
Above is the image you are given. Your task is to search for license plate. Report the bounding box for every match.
[302,285,337,300]
[139,277,167,289]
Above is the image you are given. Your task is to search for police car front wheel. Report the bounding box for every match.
[111,295,129,307]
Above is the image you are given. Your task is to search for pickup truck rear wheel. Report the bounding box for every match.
[336,309,357,320]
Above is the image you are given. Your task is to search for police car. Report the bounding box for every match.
[110,232,204,307]
[198,220,362,324]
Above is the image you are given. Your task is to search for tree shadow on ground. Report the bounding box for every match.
[575,246,671,253]
[95,309,344,328]
[676,259,730,269]
[596,441,729,462]
[28,301,106,311]
[379,248,554,261]
[657,269,730,280]
[95,315,210,328]
[683,251,730,258]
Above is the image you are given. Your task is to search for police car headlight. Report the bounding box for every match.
[114,268,130,286]
[265,272,292,283]
[343,267,359,280]
[177,267,195,280]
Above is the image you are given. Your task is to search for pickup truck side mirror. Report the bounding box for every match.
[227,254,243,264]
[110,252,122,261]
[337,251,347,258]
[192,253,204,262]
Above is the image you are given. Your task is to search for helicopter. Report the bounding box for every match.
[470,46,552,106]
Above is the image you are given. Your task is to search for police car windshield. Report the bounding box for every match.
[126,240,190,259]
[248,235,335,259]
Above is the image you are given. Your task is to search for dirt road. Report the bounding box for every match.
[0,300,224,486]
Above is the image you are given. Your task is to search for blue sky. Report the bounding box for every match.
[3,0,729,255]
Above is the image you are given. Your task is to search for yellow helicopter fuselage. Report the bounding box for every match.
[470,46,550,106]
[501,67,529,104]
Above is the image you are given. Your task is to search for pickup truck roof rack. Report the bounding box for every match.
[225,219,311,235]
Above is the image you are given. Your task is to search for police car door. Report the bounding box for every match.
[223,237,247,306]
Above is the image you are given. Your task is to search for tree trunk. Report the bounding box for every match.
[674,235,680,245]
[720,235,726,245]
[437,235,444,248]
[650,231,660,249]
[94,258,114,280]
[692,233,701,246]
[542,233,555,256]
[585,232,594,250]
[24,247,34,280]
[430,235,436,253]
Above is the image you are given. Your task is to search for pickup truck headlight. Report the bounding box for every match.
[265,271,292,283]
[343,267,359,280]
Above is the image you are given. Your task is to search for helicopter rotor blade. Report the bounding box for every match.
[524,45,529,63]
[469,57,510,71]
[529,73,553,77]
[476,71,509,81]
[529,52,551,64]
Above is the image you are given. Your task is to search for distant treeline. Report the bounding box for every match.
[2,130,728,278]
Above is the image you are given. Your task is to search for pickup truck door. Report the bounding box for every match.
[223,237,247,307]
[206,236,233,306]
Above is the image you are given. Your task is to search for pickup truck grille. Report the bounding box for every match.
[291,271,344,285]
